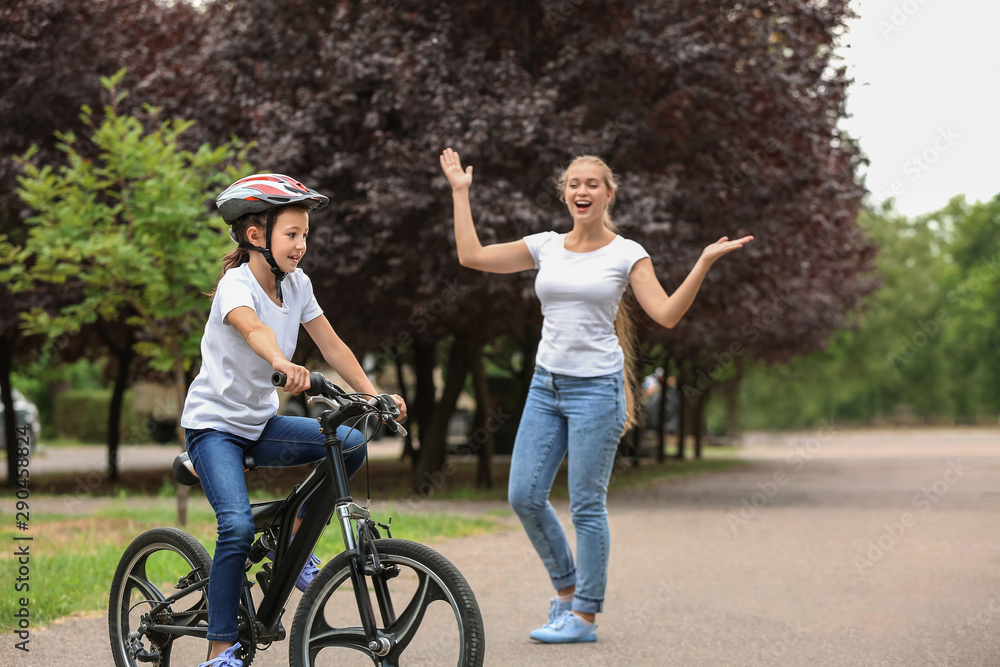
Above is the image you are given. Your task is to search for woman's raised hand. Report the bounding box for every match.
[700,235,754,266]
[440,148,473,192]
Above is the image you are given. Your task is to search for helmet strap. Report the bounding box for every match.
[263,209,286,303]
[239,209,286,303]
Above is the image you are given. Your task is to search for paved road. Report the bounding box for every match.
[4,428,1000,666]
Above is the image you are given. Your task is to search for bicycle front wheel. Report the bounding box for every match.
[289,538,485,667]
[108,527,212,667]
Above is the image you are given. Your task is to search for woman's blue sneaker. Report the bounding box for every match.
[529,610,598,643]
[547,597,573,624]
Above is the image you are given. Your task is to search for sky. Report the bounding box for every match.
[836,0,1000,218]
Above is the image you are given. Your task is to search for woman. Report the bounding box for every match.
[439,148,751,643]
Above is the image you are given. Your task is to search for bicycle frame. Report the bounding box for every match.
[144,401,385,648]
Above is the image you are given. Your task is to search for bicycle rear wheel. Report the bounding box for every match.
[108,527,212,667]
[289,538,485,666]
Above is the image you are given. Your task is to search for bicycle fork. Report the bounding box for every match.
[335,502,398,657]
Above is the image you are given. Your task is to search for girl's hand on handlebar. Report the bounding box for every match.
[369,394,407,421]
[274,360,310,395]
[389,394,407,421]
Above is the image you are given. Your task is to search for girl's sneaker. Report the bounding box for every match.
[197,643,244,666]
[529,610,598,644]
[295,553,321,592]
[265,541,321,593]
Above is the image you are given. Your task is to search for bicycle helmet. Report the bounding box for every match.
[216,174,329,302]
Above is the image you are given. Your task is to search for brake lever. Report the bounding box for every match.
[307,395,345,410]
[367,394,408,437]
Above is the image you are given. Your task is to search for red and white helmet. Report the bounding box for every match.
[216,173,329,224]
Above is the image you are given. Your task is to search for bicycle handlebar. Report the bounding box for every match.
[271,371,406,436]
[272,371,349,402]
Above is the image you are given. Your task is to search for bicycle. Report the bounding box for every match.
[108,371,486,666]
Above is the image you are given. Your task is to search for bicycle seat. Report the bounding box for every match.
[173,451,258,487]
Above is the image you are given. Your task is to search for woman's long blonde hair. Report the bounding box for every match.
[557,156,642,432]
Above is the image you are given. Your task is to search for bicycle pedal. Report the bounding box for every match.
[135,648,161,663]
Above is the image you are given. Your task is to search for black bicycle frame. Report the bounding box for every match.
[147,402,376,642]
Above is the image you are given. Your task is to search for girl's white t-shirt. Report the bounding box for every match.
[523,231,650,377]
[180,264,323,439]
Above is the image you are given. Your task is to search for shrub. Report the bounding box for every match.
[53,389,145,443]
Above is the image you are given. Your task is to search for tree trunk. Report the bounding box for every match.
[410,336,470,490]
[721,375,742,443]
[393,358,415,463]
[105,330,135,483]
[618,426,641,465]
[408,336,438,467]
[722,356,743,443]
[694,387,708,459]
[174,367,189,527]
[517,326,539,403]
[656,370,668,463]
[676,363,693,460]
[468,339,494,489]
[1,329,19,488]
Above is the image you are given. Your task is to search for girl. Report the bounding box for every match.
[181,174,406,667]
[439,149,751,644]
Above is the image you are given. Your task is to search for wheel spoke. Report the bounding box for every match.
[383,570,453,657]
[125,556,166,610]
[306,621,370,655]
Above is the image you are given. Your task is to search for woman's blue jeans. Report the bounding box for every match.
[186,415,367,642]
[508,366,626,614]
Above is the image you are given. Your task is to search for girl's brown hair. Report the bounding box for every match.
[557,156,642,432]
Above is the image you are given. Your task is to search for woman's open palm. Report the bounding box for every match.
[701,235,754,265]
[440,148,473,191]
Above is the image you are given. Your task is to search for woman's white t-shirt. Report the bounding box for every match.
[180,264,323,439]
[523,231,650,377]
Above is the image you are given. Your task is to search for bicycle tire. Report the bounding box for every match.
[289,538,485,667]
[108,526,213,667]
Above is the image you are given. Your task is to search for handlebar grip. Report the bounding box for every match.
[272,370,346,399]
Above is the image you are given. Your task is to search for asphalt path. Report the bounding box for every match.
[4,428,1000,666]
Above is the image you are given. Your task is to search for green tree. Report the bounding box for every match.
[0,0,206,487]
[934,195,1000,419]
[738,194,1000,429]
[2,71,252,507]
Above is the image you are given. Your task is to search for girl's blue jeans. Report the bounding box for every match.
[186,415,367,642]
[508,366,627,615]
